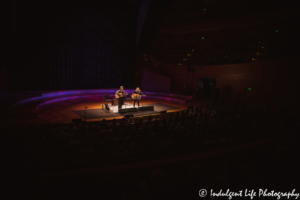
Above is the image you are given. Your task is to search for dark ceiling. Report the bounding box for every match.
[137,0,300,52]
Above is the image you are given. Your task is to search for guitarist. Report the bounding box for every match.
[132,87,143,108]
[115,86,128,109]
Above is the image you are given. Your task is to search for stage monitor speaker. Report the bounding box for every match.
[146,106,154,110]
[119,108,129,113]
[139,107,147,111]
[129,108,138,112]
[214,88,220,102]
[159,110,167,114]
[124,114,133,118]
[72,118,82,123]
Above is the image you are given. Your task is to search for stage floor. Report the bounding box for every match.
[2,94,213,126]
[73,103,181,119]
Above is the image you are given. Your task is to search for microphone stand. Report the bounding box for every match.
[140,91,144,107]
[121,90,129,108]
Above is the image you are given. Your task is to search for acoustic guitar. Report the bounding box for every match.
[115,90,128,99]
[131,93,146,99]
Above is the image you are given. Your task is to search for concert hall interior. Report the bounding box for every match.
[1,0,300,199]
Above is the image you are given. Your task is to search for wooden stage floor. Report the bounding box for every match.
[2,95,213,126]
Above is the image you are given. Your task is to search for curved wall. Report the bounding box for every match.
[160,56,299,108]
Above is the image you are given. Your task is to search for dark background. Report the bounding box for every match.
[5,0,140,91]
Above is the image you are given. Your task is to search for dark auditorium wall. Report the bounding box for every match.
[134,63,172,93]
[141,69,171,93]
[0,64,8,95]
[8,0,139,91]
[160,56,299,108]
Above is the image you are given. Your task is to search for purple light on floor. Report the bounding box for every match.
[35,94,186,110]
[41,89,192,99]
[13,89,190,108]
[42,89,133,98]
[11,96,43,107]
[37,95,84,109]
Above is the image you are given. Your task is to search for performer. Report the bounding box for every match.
[132,87,143,108]
[115,86,128,109]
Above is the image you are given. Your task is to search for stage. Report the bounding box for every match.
[1,89,213,126]
[73,103,181,119]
